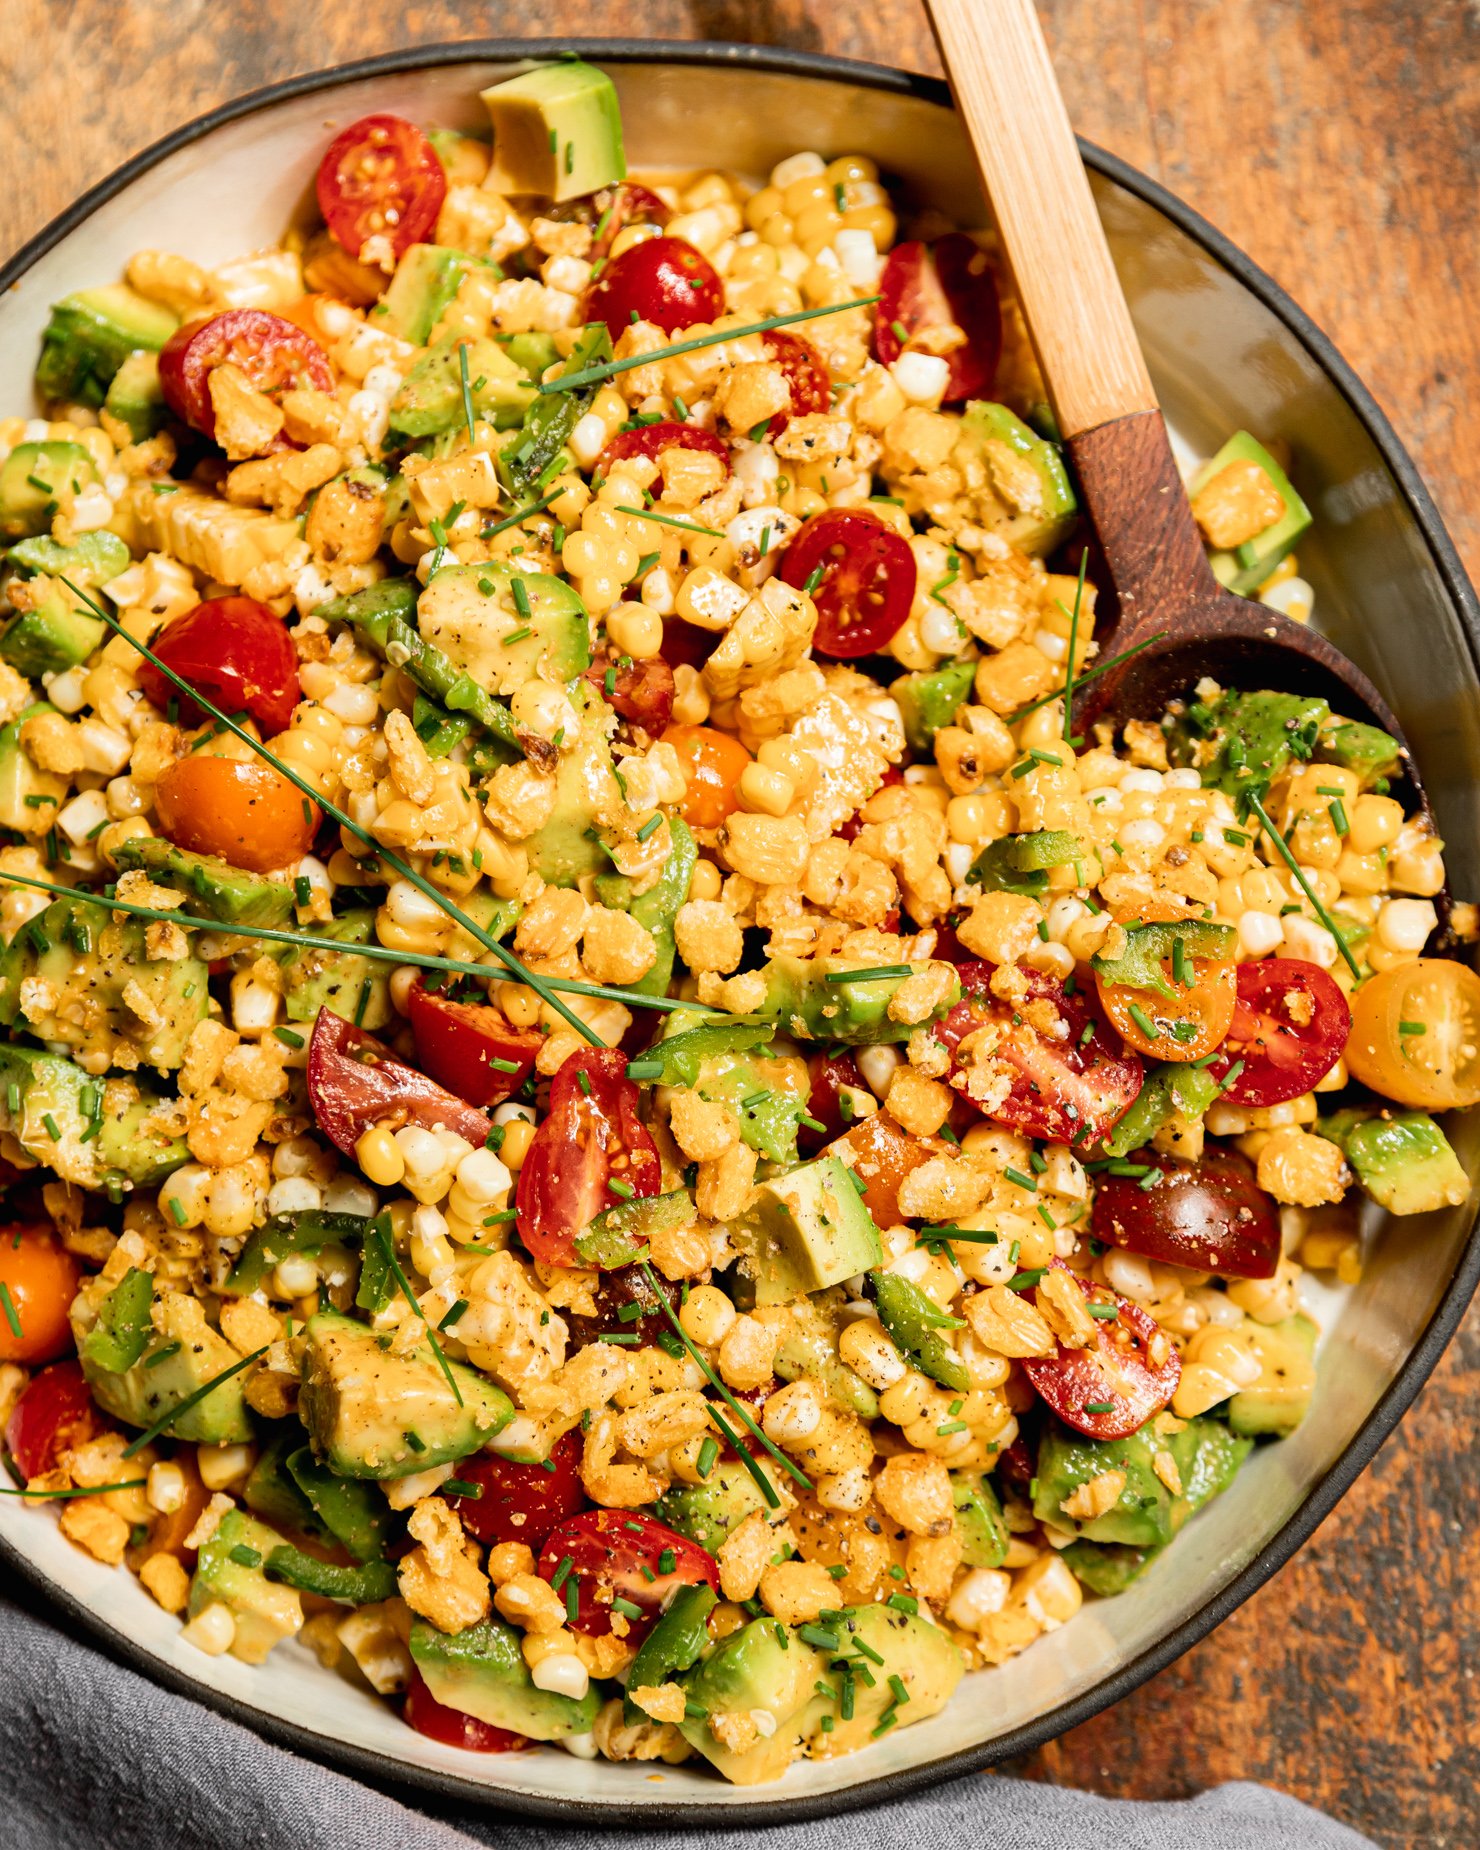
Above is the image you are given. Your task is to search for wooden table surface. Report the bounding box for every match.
[3,3,1476,1843]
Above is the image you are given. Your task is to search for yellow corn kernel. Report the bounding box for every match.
[356,1126,405,1188]
[500,1119,536,1171]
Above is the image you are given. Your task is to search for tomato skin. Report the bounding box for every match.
[407,981,543,1110]
[154,755,319,875]
[137,597,301,736]
[405,1668,528,1752]
[537,1509,718,1643]
[444,1429,586,1550]
[779,510,916,658]
[0,1226,81,1366]
[585,652,675,733]
[762,330,831,435]
[158,308,333,438]
[317,114,446,265]
[936,962,1143,1145]
[1345,957,1480,1111]
[826,1113,930,1228]
[564,1260,680,1351]
[875,233,1002,403]
[1204,958,1350,1107]
[599,419,730,491]
[659,618,719,671]
[661,723,751,829]
[516,1048,661,1267]
[5,1359,99,1478]
[1092,1146,1282,1279]
[1022,1262,1181,1441]
[1097,956,1237,1064]
[585,236,723,338]
[552,181,671,257]
[801,1050,867,1152]
[306,1006,492,1158]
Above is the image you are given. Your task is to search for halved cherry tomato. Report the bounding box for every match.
[158,308,333,439]
[405,1668,528,1752]
[444,1429,585,1550]
[317,114,446,266]
[137,596,300,736]
[779,510,916,658]
[585,236,723,338]
[763,329,831,435]
[1345,956,1480,1111]
[516,1048,661,1266]
[586,652,675,733]
[599,418,730,492]
[407,981,543,1110]
[537,1509,719,1643]
[551,181,672,258]
[4,1359,99,1478]
[801,1050,867,1152]
[875,233,1002,403]
[826,1113,931,1228]
[154,755,319,875]
[306,1006,491,1158]
[660,617,718,671]
[0,1226,81,1365]
[564,1261,680,1351]
[661,723,751,829]
[936,962,1143,1145]
[1204,958,1350,1107]
[1092,1146,1282,1279]
[1022,1261,1181,1440]
[1096,919,1237,1064]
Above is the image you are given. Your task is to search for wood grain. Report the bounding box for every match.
[0,6,1475,1846]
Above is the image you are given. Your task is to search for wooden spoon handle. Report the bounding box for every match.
[925,0,1158,439]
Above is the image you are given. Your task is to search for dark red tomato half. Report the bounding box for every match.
[936,962,1144,1146]
[444,1428,585,1550]
[136,596,301,736]
[659,616,718,671]
[1204,958,1351,1108]
[158,309,334,439]
[585,236,723,338]
[1092,1145,1282,1280]
[404,1668,528,1752]
[407,981,543,1110]
[763,330,831,435]
[599,418,730,493]
[779,510,916,659]
[5,1359,101,1480]
[515,1048,661,1266]
[584,652,675,733]
[563,1261,680,1350]
[537,1509,719,1643]
[875,233,1002,404]
[552,181,672,258]
[1022,1262,1181,1441]
[306,1006,492,1158]
[801,1050,867,1152]
[317,114,446,265]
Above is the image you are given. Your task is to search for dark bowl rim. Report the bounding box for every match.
[1,33,1477,1831]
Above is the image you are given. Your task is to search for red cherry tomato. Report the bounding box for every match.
[136,597,301,736]
[154,756,318,875]
[306,1006,492,1158]
[564,1261,680,1351]
[826,1113,931,1229]
[762,330,831,435]
[537,1509,718,1643]
[317,114,446,266]
[1092,1146,1282,1280]
[935,962,1144,1145]
[5,1359,100,1478]
[584,652,675,733]
[158,309,333,439]
[444,1429,586,1550]
[585,236,723,338]
[1022,1262,1181,1441]
[406,981,543,1110]
[0,1226,81,1365]
[875,233,1002,403]
[659,617,718,671]
[1204,958,1351,1108]
[779,510,916,658]
[404,1668,528,1752]
[801,1050,867,1152]
[599,418,730,494]
[515,1048,661,1266]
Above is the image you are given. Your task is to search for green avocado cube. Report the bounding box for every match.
[740,1155,882,1306]
[1336,1111,1469,1217]
[1227,1313,1319,1438]
[189,1509,303,1664]
[110,835,296,928]
[0,441,98,540]
[0,701,69,831]
[410,1615,601,1740]
[73,1287,253,1445]
[481,60,626,203]
[378,245,497,346]
[35,284,177,407]
[1193,430,1312,596]
[960,401,1079,556]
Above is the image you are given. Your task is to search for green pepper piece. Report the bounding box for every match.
[1091,919,1235,999]
[1101,1062,1221,1160]
[411,692,477,759]
[622,1582,717,1724]
[576,1189,697,1269]
[355,1217,396,1315]
[869,1269,969,1393]
[285,1447,390,1563]
[263,1544,399,1605]
[227,1211,371,1294]
[80,1267,154,1373]
[497,323,613,500]
[649,1014,776,1085]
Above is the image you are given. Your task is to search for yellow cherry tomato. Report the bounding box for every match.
[1345,956,1480,1110]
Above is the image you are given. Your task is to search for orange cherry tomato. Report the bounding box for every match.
[0,1225,81,1365]
[155,755,319,874]
[826,1113,931,1228]
[662,724,752,830]
[1095,901,1237,1063]
[1345,957,1480,1110]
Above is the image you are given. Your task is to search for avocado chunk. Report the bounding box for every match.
[960,401,1078,555]
[1193,431,1312,596]
[1060,1538,1157,1597]
[655,1459,780,1552]
[870,1267,968,1392]
[1170,686,1330,805]
[1102,1061,1220,1161]
[103,351,167,443]
[34,284,178,408]
[0,701,69,831]
[526,684,624,888]
[110,835,296,927]
[1318,716,1402,788]
[1,530,128,676]
[0,1043,187,1189]
[758,954,960,1045]
[388,335,536,441]
[379,245,499,346]
[244,1433,330,1541]
[72,1286,253,1444]
[738,1155,882,1306]
[952,1470,1010,1568]
[1035,1414,1252,1549]
[1324,1110,1469,1217]
[410,1615,601,1740]
[417,559,591,698]
[0,442,98,541]
[277,908,393,1033]
[594,817,698,997]
[890,658,976,752]
[968,828,1095,898]
[297,1308,512,1479]
[1227,1313,1319,1438]
[482,60,626,203]
[189,1508,304,1664]
[0,897,210,1071]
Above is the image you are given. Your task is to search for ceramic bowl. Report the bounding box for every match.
[1,39,1477,1826]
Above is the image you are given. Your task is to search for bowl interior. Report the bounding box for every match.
[2,46,1476,1821]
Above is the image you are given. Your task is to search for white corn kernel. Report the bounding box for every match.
[384,879,448,933]
[230,972,280,1036]
[146,1461,186,1515]
[197,1442,256,1492]
[273,1253,321,1297]
[1119,768,1165,794]
[322,681,379,726]
[1237,910,1284,958]
[770,151,826,189]
[455,1147,512,1205]
[56,788,110,847]
[1376,897,1437,953]
[1102,1249,1157,1304]
[181,1602,237,1657]
[1281,913,1337,968]
[569,412,608,468]
[266,1176,324,1218]
[947,1568,1011,1630]
[890,351,950,406]
[857,1045,901,1098]
[532,1653,591,1700]
[324,1174,378,1218]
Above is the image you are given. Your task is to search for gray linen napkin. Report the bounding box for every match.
[0,1592,1373,1849]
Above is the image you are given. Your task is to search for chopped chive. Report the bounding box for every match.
[1128,1002,1158,1040]
[611,1596,644,1621]
[438,1299,469,1331]
[0,1282,21,1340]
[550,1554,576,1592]
[886,1593,918,1615]
[626,1059,664,1079]
[442,1478,481,1498]
[598,1332,641,1344]
[614,504,724,539]
[577,1069,592,1095]
[696,1436,719,1479]
[273,1026,305,1049]
[479,490,561,540]
[824,964,910,984]
[608,1178,636,1200]
[803,563,825,594]
[1,1478,147,1501]
[1083,1400,1116,1414]
[1398,1020,1426,1036]
[636,813,663,843]
[1003,1167,1037,1192]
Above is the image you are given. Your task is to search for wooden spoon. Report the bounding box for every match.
[923,0,1413,756]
